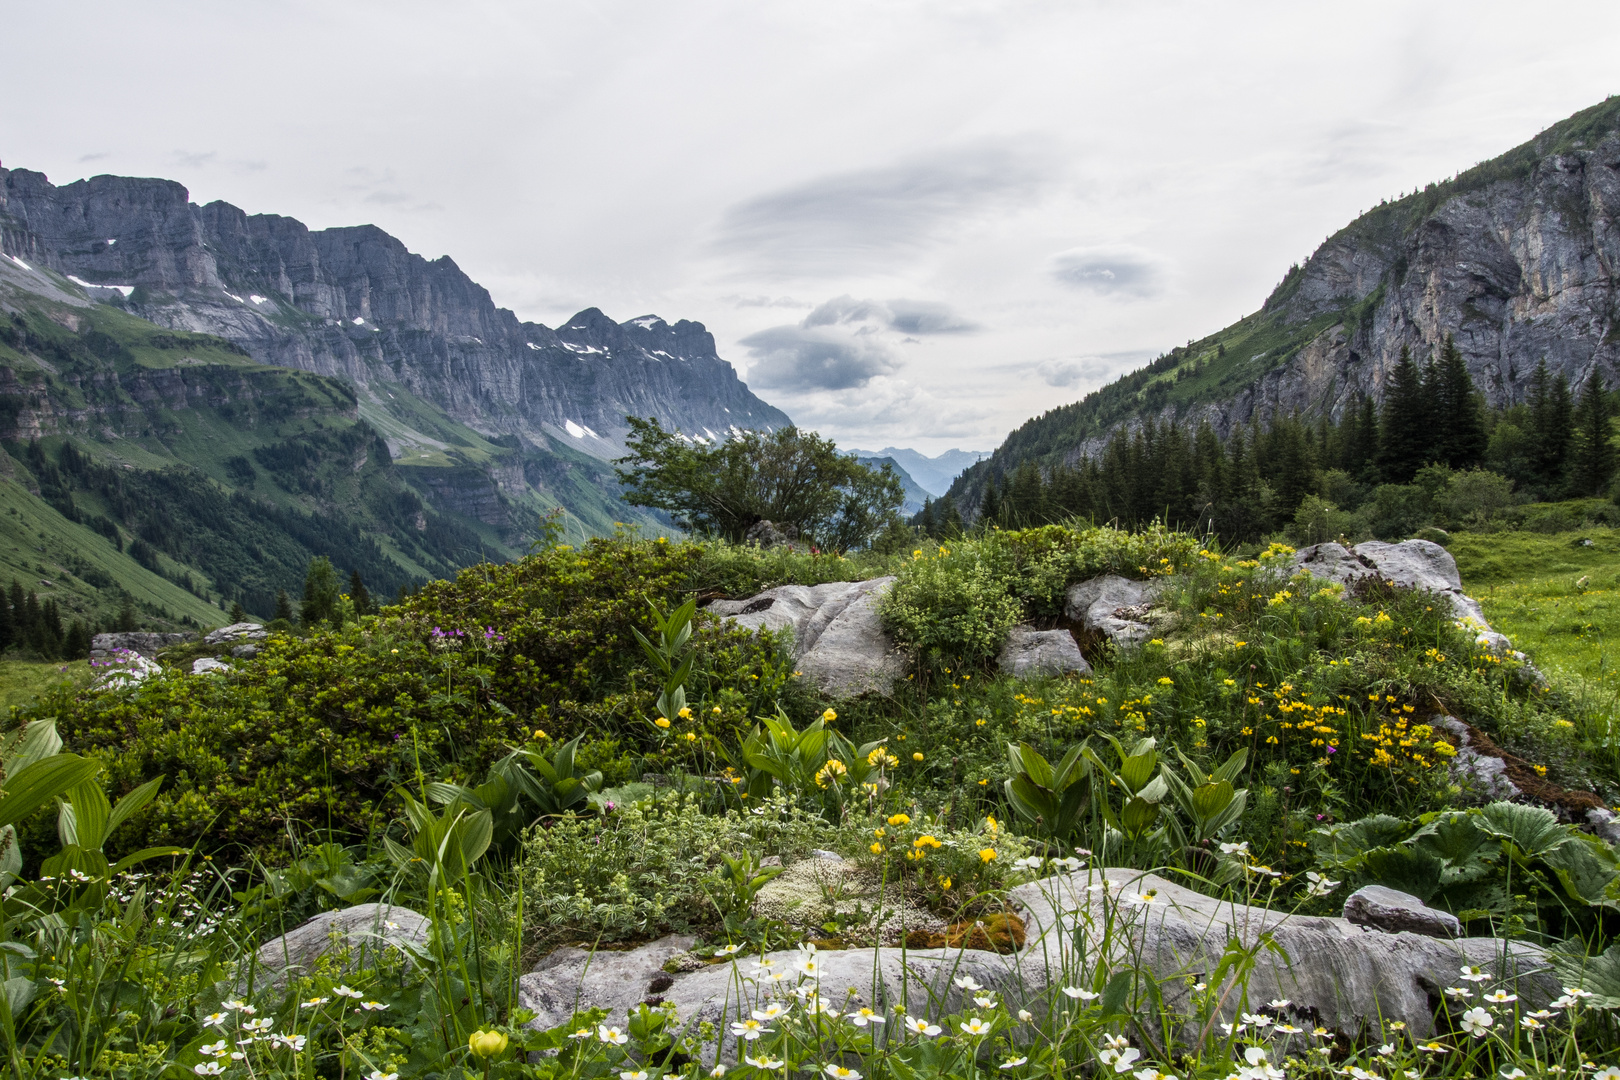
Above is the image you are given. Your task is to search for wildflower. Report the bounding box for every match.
[1519,1016,1544,1030]
[223,999,254,1012]
[754,1002,789,1020]
[568,1028,592,1040]
[1241,1012,1271,1028]
[888,813,911,826]
[913,752,924,761]
[731,1019,769,1041]
[822,709,837,723]
[1443,986,1472,999]
[905,1015,943,1036]
[974,993,997,1008]
[1219,841,1249,855]
[243,1018,273,1033]
[1459,1006,1493,1037]
[361,1001,388,1011]
[795,955,823,979]
[201,1012,228,1028]
[1017,1008,1033,1021]
[746,1057,785,1071]
[1126,890,1159,905]
[1305,871,1340,897]
[1134,1071,1177,1080]
[1378,1044,1396,1056]
[1099,1047,1141,1073]
[1592,1070,1620,1080]
[1002,1058,1029,1070]
[271,1034,307,1051]
[1482,990,1517,1004]
[193,1066,225,1077]
[367,1073,398,1080]
[1274,1023,1303,1034]
[598,1025,630,1045]
[1562,985,1595,999]
[655,717,671,728]
[712,1068,727,1078]
[849,1007,885,1026]
[1503,1071,1528,1080]
[954,975,984,991]
[1061,986,1099,1001]
[824,1067,861,1080]
[621,1072,650,1080]
[979,847,998,863]
[334,985,364,998]
[960,1016,994,1037]
[717,943,743,956]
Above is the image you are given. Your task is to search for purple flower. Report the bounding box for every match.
[1325,745,1336,754]
[603,801,616,813]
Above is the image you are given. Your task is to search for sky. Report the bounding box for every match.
[5,1,1620,455]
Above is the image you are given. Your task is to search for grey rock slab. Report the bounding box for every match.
[519,934,697,1034]
[232,643,261,659]
[191,656,229,675]
[204,622,268,645]
[1010,867,1554,1040]
[1342,884,1461,939]
[92,653,162,690]
[997,625,1091,678]
[708,577,905,699]
[1586,808,1620,846]
[1063,575,1163,647]
[246,903,430,992]
[90,631,195,659]
[1435,716,1521,800]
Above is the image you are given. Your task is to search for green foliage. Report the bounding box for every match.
[616,417,904,549]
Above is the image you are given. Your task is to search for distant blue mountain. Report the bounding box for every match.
[845,447,990,497]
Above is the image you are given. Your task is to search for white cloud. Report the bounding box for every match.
[1049,245,1171,298]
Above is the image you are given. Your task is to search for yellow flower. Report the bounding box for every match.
[678,706,693,719]
[468,1030,509,1058]
[978,847,997,863]
[912,752,924,762]
[654,717,671,729]
[1157,677,1174,686]
[938,876,952,890]
[685,732,697,742]
[888,813,911,826]
[822,709,838,724]
[870,842,884,854]
[532,729,547,740]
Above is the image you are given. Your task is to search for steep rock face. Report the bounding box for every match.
[0,167,790,458]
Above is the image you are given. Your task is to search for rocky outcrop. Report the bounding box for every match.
[246,903,430,992]
[707,578,905,699]
[997,626,1091,678]
[518,865,1556,1057]
[750,853,944,943]
[0,167,791,459]
[1063,575,1164,647]
[90,631,194,659]
[1342,884,1461,939]
[191,657,229,675]
[202,622,266,646]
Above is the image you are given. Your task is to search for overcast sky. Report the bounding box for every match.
[6,2,1620,454]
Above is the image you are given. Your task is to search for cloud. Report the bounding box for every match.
[721,294,813,309]
[172,149,218,169]
[714,141,1052,275]
[802,295,977,334]
[1049,245,1170,298]
[739,323,901,391]
[77,152,110,163]
[776,376,995,445]
[1036,356,1113,387]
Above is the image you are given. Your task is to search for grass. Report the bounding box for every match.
[1450,526,1620,727]
[0,656,94,712]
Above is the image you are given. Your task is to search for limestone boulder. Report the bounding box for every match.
[246,903,430,992]
[1063,575,1163,647]
[90,631,194,659]
[204,622,269,646]
[191,657,230,675]
[707,577,905,699]
[997,626,1090,678]
[1342,884,1461,939]
[750,853,944,944]
[92,652,162,690]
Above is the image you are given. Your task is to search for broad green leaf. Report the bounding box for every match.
[1479,802,1570,860]
[0,755,102,830]
[104,776,165,844]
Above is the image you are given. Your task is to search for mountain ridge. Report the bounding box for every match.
[951,95,1620,508]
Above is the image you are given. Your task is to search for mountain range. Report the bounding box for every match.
[950,95,1620,508]
[845,447,989,497]
[0,162,792,628]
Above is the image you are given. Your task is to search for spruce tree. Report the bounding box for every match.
[1433,335,1488,467]
[274,589,294,624]
[978,479,1002,529]
[0,583,12,653]
[934,493,964,536]
[229,600,247,624]
[1571,372,1618,496]
[1378,346,1435,483]
[1528,359,1574,496]
[63,619,90,660]
[349,570,373,617]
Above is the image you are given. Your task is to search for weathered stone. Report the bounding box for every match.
[92,652,162,689]
[520,934,697,1033]
[191,656,229,675]
[1587,808,1620,846]
[246,903,430,991]
[204,621,268,645]
[1342,884,1461,939]
[1063,575,1163,646]
[751,854,943,945]
[997,625,1090,678]
[1435,716,1521,800]
[743,520,796,547]
[707,577,905,699]
[232,643,260,658]
[89,631,194,659]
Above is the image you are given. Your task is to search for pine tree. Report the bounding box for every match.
[1433,335,1488,467]
[1571,372,1618,496]
[274,589,294,624]
[349,570,373,617]
[1379,346,1436,483]
[115,595,138,633]
[0,582,12,653]
[934,493,964,537]
[229,600,247,624]
[1528,360,1574,496]
[979,479,1002,528]
[63,619,90,660]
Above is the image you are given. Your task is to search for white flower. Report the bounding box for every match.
[1378,1044,1396,1056]
[1017,1009,1033,1022]
[824,1067,861,1080]
[300,997,330,1008]
[1502,1070,1527,1079]
[568,1028,592,1040]
[954,975,984,991]
[1219,1022,1247,1036]
[200,1041,228,1058]
[1460,1007,1493,1037]
[621,1072,650,1080]
[335,985,365,999]
[1102,1035,1130,1050]
[904,1015,942,1037]
[598,1025,629,1045]
[1267,998,1291,1009]
[1563,985,1595,999]
[243,1018,273,1033]
[848,1007,885,1027]
[367,1073,398,1080]
[272,1034,307,1051]
[731,1019,769,1041]
[1443,986,1472,999]
[1304,871,1340,897]
[1135,1071,1177,1080]
[193,1065,225,1077]
[974,994,997,1008]
[222,999,251,1012]
[960,1016,994,1037]
[1058,856,1084,871]
[361,1001,388,1011]
[1274,1023,1303,1034]
[1220,841,1250,854]
[1591,1070,1620,1080]
[795,956,823,979]
[717,943,743,956]
[1241,1012,1272,1028]
[1061,986,1099,1001]
[752,957,778,973]
[711,1067,727,1078]
[1345,1068,1378,1080]
[1482,990,1517,1004]
[1459,965,1490,983]
[383,920,400,930]
[1001,1058,1029,1070]
[745,1057,785,1071]
[1125,890,1158,905]
[753,1003,789,1021]
[1519,1016,1544,1030]
[1099,1048,1141,1073]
